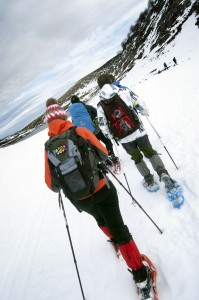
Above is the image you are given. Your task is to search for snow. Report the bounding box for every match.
[0,14,199,300]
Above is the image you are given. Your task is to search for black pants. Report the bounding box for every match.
[76,180,132,243]
[95,131,114,156]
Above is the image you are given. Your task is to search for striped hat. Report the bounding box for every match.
[45,102,67,123]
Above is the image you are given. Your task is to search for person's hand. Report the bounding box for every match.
[98,162,109,173]
[140,109,149,116]
[134,102,149,116]
[93,118,99,126]
[105,158,113,166]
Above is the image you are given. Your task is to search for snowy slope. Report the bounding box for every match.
[0,15,199,300]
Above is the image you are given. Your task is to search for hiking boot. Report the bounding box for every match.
[136,261,153,300]
[161,173,175,190]
[143,174,159,192]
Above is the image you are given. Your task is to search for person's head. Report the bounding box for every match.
[109,74,116,83]
[71,95,80,104]
[97,74,112,89]
[45,98,67,124]
[46,98,59,107]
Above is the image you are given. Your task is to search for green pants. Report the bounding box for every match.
[121,135,157,164]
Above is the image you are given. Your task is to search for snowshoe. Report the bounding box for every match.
[117,250,159,299]
[165,180,184,208]
[136,254,158,300]
[140,254,158,300]
[161,174,184,208]
[129,254,158,300]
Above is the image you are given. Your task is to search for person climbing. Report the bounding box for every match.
[44,98,155,299]
[163,62,168,69]
[173,57,177,65]
[68,95,120,171]
[97,74,177,194]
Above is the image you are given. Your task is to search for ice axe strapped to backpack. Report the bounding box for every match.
[45,126,108,200]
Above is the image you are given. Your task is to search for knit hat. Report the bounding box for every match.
[45,102,67,124]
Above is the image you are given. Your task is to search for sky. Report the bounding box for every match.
[0,13,199,300]
[0,0,148,140]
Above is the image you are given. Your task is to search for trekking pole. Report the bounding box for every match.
[107,168,163,234]
[145,116,178,170]
[123,173,135,206]
[58,191,86,300]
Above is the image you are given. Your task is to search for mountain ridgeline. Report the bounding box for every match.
[58,0,198,104]
[1,0,198,147]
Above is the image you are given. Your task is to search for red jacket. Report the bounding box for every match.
[45,119,109,199]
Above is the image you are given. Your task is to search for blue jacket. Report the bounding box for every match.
[68,102,95,133]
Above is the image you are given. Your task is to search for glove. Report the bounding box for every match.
[134,101,140,108]
[134,102,148,116]
[93,118,99,126]
[105,158,113,166]
[98,162,108,174]
[140,109,149,116]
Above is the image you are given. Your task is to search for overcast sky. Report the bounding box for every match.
[0,0,148,139]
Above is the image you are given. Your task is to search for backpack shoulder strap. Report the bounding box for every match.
[45,133,63,149]
[45,127,76,151]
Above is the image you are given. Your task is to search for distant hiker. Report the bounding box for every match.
[68,95,120,169]
[97,74,176,193]
[44,98,154,298]
[173,57,177,65]
[163,62,168,69]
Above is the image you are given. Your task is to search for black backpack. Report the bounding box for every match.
[99,94,140,139]
[45,127,106,200]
